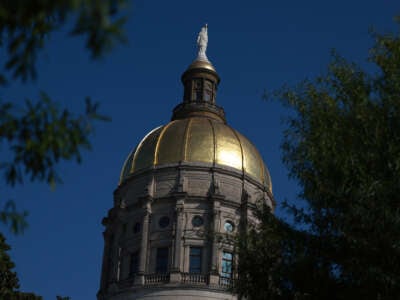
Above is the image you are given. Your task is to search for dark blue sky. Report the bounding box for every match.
[3,1,399,299]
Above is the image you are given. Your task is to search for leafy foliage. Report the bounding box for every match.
[0,0,128,233]
[0,0,128,83]
[237,17,400,300]
[0,232,19,296]
[0,233,42,299]
[237,206,296,300]
[0,1,128,298]
[1,94,109,188]
[1,94,109,233]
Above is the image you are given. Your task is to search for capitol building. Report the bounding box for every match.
[97,25,275,300]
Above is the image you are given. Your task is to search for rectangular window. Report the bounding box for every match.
[156,247,169,273]
[193,90,202,101]
[221,251,233,278]
[189,247,202,273]
[106,235,114,283]
[204,90,211,102]
[129,251,139,276]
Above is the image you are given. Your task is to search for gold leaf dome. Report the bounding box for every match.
[120,32,272,192]
[120,117,272,191]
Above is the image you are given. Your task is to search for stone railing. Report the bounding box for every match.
[115,272,233,290]
[218,276,233,288]
[181,272,208,285]
[144,273,170,285]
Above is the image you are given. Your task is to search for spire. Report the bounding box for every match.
[171,25,226,123]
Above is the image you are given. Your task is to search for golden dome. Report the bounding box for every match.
[120,117,272,191]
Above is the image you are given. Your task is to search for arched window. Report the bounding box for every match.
[192,79,203,101]
[204,80,213,102]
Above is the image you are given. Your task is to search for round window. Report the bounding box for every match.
[192,215,204,227]
[133,222,141,233]
[224,220,234,232]
[159,216,170,228]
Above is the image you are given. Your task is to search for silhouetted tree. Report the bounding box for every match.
[0,233,42,299]
[237,16,400,300]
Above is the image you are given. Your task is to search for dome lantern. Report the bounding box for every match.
[172,24,226,122]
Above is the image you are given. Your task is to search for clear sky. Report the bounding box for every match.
[3,1,400,299]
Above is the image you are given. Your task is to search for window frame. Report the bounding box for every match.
[129,251,139,277]
[155,247,169,273]
[189,246,203,274]
[221,251,233,279]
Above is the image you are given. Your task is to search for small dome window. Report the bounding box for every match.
[224,220,234,233]
[192,215,204,227]
[159,216,170,228]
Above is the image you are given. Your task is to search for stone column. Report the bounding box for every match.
[135,198,152,285]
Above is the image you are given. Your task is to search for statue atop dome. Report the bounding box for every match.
[196,24,208,61]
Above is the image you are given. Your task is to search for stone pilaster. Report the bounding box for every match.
[173,198,185,270]
[135,197,152,285]
[210,198,222,274]
[170,195,185,283]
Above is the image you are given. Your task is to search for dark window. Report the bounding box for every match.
[133,222,141,233]
[221,251,233,278]
[204,90,211,102]
[159,216,170,228]
[108,235,114,256]
[156,247,169,273]
[189,247,202,273]
[107,235,114,282]
[122,223,127,234]
[129,251,139,276]
[204,80,213,102]
[194,90,202,101]
[192,79,203,101]
[194,79,202,88]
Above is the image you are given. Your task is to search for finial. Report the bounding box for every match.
[196,24,209,62]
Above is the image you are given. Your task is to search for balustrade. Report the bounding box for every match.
[144,273,170,284]
[114,272,233,289]
[181,273,207,285]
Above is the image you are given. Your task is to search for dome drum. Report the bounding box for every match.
[116,164,274,210]
[100,162,273,299]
